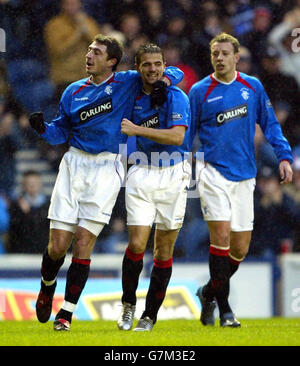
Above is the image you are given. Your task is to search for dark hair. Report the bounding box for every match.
[209,32,240,54]
[135,43,165,66]
[23,170,41,178]
[93,34,124,71]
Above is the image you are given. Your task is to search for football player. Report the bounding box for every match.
[189,32,293,327]
[117,43,192,331]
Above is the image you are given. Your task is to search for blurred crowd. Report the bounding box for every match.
[0,0,300,259]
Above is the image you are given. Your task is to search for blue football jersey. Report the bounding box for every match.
[189,71,293,181]
[41,67,183,154]
[130,86,191,166]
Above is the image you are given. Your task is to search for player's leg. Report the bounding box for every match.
[54,221,103,331]
[197,230,251,326]
[134,228,178,331]
[117,225,151,330]
[36,225,74,323]
[229,230,252,275]
[206,221,233,315]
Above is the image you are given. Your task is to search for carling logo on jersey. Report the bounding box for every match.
[216,103,248,126]
[139,113,160,128]
[79,98,113,123]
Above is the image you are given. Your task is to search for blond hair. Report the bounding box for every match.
[209,32,240,53]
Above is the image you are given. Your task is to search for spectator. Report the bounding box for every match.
[104,0,140,29]
[163,42,199,94]
[44,0,101,101]
[268,5,300,88]
[156,13,192,58]
[236,46,255,75]
[141,0,167,41]
[0,0,59,61]
[240,6,273,72]
[7,170,50,254]
[258,46,300,147]
[191,11,232,77]
[0,108,22,199]
[118,12,142,47]
[0,195,10,254]
[250,166,300,257]
[224,0,254,37]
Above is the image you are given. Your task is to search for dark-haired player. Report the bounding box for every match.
[117,44,192,331]
[29,34,183,331]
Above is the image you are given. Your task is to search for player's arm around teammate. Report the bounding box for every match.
[117,44,192,332]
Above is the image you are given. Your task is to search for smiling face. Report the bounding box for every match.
[136,52,166,92]
[210,41,240,82]
[85,41,116,82]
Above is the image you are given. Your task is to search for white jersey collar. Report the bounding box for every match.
[89,73,114,86]
[212,71,237,85]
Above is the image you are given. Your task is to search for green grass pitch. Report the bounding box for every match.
[0,318,300,346]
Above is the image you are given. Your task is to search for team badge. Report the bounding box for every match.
[104,85,113,95]
[241,88,249,100]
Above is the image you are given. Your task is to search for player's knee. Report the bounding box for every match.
[128,237,146,254]
[48,240,68,260]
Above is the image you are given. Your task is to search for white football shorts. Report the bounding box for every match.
[48,147,124,234]
[126,160,191,230]
[197,161,256,232]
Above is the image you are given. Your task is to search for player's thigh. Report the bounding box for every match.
[78,159,124,224]
[154,228,180,260]
[197,163,231,222]
[128,225,152,253]
[155,162,191,230]
[125,166,157,227]
[47,153,79,224]
[230,178,256,232]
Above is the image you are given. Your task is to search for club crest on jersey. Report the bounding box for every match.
[216,103,248,125]
[79,97,113,123]
[139,113,160,128]
[241,88,249,100]
[104,85,113,95]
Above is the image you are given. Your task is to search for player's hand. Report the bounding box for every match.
[279,160,293,184]
[29,112,46,134]
[121,118,138,136]
[150,80,167,108]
